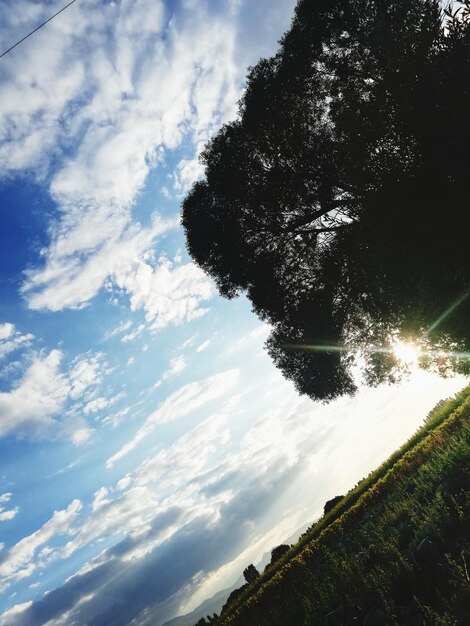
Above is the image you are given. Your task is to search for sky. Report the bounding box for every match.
[0,1,466,625]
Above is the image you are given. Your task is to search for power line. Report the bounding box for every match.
[0,0,79,60]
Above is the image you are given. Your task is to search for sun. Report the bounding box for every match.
[393,339,421,367]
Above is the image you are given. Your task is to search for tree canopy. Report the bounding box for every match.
[243,564,260,584]
[324,495,344,516]
[269,544,291,566]
[182,0,470,401]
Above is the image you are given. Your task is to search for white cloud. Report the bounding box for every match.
[22,215,177,313]
[21,212,214,332]
[165,355,186,378]
[154,355,187,388]
[0,324,14,341]
[0,493,19,522]
[68,353,104,400]
[71,428,94,446]
[0,351,69,439]
[4,373,461,626]
[1,0,252,320]
[59,486,161,562]
[92,487,110,512]
[115,255,214,331]
[0,0,306,622]
[0,500,82,590]
[0,323,33,359]
[225,323,271,354]
[106,369,239,467]
[0,349,108,441]
[101,407,130,429]
[51,404,240,572]
[0,508,19,522]
[116,475,132,491]
[172,157,206,195]
[134,412,231,490]
[196,339,210,353]
[83,397,110,415]
[0,491,20,520]
[178,334,198,350]
[0,601,32,626]
[121,324,145,343]
[103,320,133,340]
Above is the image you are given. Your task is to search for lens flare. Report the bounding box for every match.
[285,340,470,365]
[392,340,421,366]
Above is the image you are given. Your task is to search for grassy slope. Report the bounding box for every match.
[215,385,470,626]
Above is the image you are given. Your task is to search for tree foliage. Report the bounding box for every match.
[182,0,470,401]
[243,564,260,584]
[221,584,249,615]
[269,544,291,567]
[323,495,344,516]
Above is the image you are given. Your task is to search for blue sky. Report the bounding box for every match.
[0,1,466,625]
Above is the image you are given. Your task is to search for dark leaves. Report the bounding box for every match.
[182,0,470,401]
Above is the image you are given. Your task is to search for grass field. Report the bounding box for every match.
[200,385,470,626]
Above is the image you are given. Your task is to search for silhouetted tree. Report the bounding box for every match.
[324,495,344,516]
[243,564,260,584]
[221,584,249,614]
[182,0,470,400]
[269,544,291,566]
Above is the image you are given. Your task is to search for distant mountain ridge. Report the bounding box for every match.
[161,522,311,626]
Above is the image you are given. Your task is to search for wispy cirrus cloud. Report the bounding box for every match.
[154,354,187,389]
[83,392,126,416]
[102,320,133,341]
[196,339,211,353]
[106,368,239,467]
[0,499,82,591]
[1,0,250,321]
